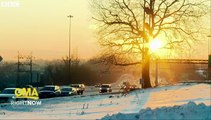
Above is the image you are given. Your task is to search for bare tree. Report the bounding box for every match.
[91,0,209,88]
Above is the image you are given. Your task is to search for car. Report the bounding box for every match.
[60,86,77,96]
[70,84,85,95]
[129,85,139,91]
[0,88,16,103]
[94,83,101,87]
[24,85,34,89]
[39,85,61,98]
[99,84,112,93]
[119,82,138,92]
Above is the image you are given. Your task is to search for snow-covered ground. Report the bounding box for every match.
[102,101,211,120]
[0,83,210,119]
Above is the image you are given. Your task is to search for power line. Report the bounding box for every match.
[16,52,34,87]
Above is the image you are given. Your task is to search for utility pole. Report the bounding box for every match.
[17,52,34,87]
[17,52,20,87]
[67,15,73,82]
[155,58,158,86]
[208,35,211,80]
[28,53,33,84]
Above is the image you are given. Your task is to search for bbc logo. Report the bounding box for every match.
[0,1,20,7]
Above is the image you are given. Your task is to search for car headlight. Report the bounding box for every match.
[107,88,109,90]
[99,88,102,90]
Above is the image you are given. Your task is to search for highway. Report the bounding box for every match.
[80,86,122,96]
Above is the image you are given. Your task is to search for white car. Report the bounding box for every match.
[0,88,16,103]
[70,84,85,95]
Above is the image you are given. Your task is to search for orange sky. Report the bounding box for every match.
[0,0,98,61]
[0,0,210,61]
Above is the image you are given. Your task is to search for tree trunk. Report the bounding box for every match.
[142,48,152,88]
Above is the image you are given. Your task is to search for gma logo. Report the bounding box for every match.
[15,88,39,100]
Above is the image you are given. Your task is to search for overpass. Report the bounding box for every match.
[157,59,208,64]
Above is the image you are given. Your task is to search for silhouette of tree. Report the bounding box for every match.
[91,0,209,88]
[0,56,2,62]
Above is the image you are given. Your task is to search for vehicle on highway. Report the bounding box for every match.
[99,84,112,93]
[39,85,61,98]
[60,86,77,96]
[94,83,101,87]
[70,84,85,95]
[24,85,34,89]
[120,82,130,90]
[129,85,139,91]
[0,88,16,103]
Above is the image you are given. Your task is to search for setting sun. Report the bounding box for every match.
[149,39,163,52]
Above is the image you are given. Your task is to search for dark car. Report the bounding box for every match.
[70,84,85,95]
[60,86,77,96]
[39,85,61,98]
[99,84,112,93]
[0,88,16,103]
[24,85,34,89]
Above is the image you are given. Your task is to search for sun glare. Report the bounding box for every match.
[149,39,163,52]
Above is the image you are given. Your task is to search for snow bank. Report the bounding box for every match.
[102,101,211,120]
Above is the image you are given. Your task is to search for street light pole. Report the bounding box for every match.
[68,15,73,82]
[155,58,158,86]
[207,35,211,80]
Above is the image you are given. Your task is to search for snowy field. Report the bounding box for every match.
[0,83,210,119]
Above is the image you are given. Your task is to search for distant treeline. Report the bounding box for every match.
[42,58,99,85]
[0,57,207,91]
[0,58,119,91]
